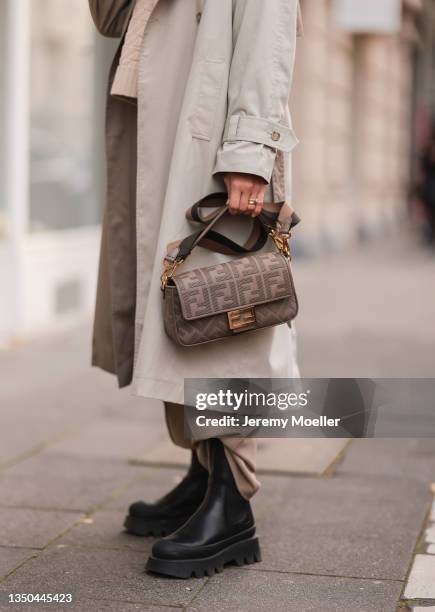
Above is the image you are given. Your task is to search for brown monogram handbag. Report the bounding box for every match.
[160,193,300,347]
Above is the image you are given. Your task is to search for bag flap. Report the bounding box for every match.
[171,252,294,321]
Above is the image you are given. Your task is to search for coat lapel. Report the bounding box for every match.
[121,0,160,38]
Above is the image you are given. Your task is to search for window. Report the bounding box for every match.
[29,0,99,232]
[0,0,7,239]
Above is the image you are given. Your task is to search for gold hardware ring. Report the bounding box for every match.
[160,258,184,291]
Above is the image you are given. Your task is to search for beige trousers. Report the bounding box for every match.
[164,402,259,500]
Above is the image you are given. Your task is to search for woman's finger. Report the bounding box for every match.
[239,190,252,214]
[251,185,266,218]
[246,185,261,216]
[227,182,241,215]
[246,195,257,215]
[252,202,263,218]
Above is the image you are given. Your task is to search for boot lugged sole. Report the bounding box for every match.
[146,537,262,578]
[124,515,186,538]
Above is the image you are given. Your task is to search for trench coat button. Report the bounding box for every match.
[271,131,281,142]
[196,11,202,23]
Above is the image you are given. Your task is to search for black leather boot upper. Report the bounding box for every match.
[151,439,255,561]
[128,451,208,523]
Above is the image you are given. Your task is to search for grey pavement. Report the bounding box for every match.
[295,232,435,378]
[0,234,434,611]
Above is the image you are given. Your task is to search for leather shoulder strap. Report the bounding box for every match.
[165,192,300,264]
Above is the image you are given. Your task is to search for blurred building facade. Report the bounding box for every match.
[0,0,116,347]
[0,0,434,345]
[292,0,429,253]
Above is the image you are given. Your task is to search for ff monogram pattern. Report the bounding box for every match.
[164,285,297,347]
[163,252,298,347]
[172,253,294,320]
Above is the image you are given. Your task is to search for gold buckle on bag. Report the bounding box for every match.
[269,229,291,259]
[160,258,183,291]
[228,307,256,331]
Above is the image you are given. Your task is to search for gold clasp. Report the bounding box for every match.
[160,258,183,291]
[228,307,256,331]
[269,229,291,259]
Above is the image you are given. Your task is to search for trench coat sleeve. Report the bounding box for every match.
[88,0,134,38]
[213,0,299,184]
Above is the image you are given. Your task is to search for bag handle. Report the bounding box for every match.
[161,192,300,290]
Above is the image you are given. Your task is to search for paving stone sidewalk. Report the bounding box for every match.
[0,235,434,611]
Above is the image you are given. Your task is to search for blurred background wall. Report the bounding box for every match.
[0,0,117,347]
[0,0,434,347]
[292,0,435,253]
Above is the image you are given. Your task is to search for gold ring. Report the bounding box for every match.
[248,198,257,206]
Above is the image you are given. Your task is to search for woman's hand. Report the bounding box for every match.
[224,173,267,218]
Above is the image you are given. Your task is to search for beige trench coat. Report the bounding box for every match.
[90,0,301,403]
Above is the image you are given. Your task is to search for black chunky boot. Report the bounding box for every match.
[146,439,261,578]
[124,451,208,537]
